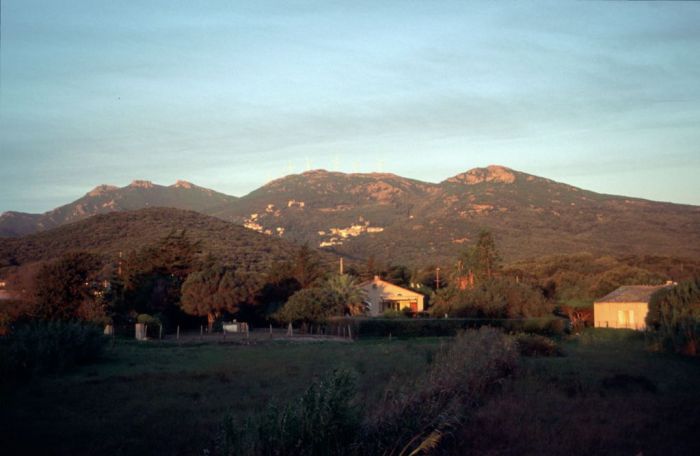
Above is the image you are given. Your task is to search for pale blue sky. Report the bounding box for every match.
[1,1,699,212]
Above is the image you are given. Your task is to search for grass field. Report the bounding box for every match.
[2,330,700,455]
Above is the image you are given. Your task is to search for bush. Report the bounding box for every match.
[515,333,562,357]
[136,313,161,325]
[646,278,700,355]
[275,288,345,325]
[360,327,518,454]
[219,369,360,456]
[381,309,406,319]
[1,321,107,379]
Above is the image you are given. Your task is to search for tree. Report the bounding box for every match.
[32,252,103,321]
[326,274,367,316]
[363,255,383,280]
[384,264,411,288]
[646,279,700,355]
[252,261,303,322]
[275,288,344,325]
[430,277,552,319]
[181,263,259,328]
[462,230,501,281]
[292,243,323,288]
[123,231,201,317]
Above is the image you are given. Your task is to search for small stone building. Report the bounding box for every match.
[594,284,672,330]
[360,276,425,316]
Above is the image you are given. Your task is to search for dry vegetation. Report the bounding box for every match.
[2,328,700,455]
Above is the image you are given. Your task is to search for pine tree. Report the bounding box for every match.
[461,230,501,281]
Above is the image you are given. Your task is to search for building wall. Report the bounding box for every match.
[594,301,649,330]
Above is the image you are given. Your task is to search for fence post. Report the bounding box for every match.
[176,325,180,341]
[348,325,352,340]
[159,324,163,340]
[200,325,203,340]
[269,323,273,339]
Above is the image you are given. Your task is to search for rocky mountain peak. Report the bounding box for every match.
[445,165,517,185]
[87,184,119,197]
[172,180,195,189]
[301,169,330,176]
[129,180,155,189]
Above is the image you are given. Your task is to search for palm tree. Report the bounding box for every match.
[326,274,368,316]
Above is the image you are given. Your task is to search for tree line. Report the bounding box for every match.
[2,227,698,338]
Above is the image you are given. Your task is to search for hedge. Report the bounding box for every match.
[327,316,568,338]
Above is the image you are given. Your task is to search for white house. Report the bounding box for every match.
[359,276,425,316]
[594,284,673,330]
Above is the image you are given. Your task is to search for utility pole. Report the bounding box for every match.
[339,257,344,275]
[435,267,441,290]
[118,251,123,277]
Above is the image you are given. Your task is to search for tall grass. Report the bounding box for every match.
[362,327,518,454]
[219,327,518,455]
[219,369,360,456]
[0,321,107,379]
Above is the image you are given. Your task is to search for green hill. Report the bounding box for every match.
[0,207,316,271]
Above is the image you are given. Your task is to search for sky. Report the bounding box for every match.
[1,1,699,213]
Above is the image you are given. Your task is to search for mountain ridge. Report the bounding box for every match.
[2,165,699,264]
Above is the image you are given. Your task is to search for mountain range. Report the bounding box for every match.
[0,180,237,237]
[2,165,699,265]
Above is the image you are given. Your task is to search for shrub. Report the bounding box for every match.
[275,288,345,325]
[360,327,518,454]
[646,278,700,355]
[136,313,160,325]
[219,369,360,456]
[381,309,406,319]
[515,333,562,357]
[1,321,107,379]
